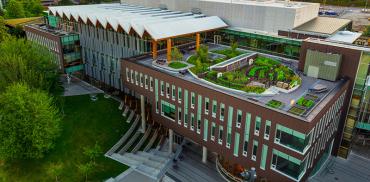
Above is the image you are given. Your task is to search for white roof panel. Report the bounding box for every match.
[49,3,227,40]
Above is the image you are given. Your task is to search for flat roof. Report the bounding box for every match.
[128,44,346,121]
[294,17,351,35]
[5,17,43,28]
[327,31,362,44]
[190,0,318,9]
[48,3,227,40]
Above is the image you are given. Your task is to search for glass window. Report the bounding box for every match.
[172,85,176,100]
[191,113,195,131]
[265,120,271,140]
[178,87,182,103]
[275,124,311,153]
[184,113,188,127]
[212,100,217,118]
[260,145,268,170]
[135,71,139,85]
[236,110,242,128]
[252,140,258,161]
[144,75,148,89]
[243,113,251,156]
[150,77,153,91]
[255,116,261,136]
[204,119,208,141]
[220,103,225,121]
[211,122,216,141]
[126,68,129,81]
[166,83,170,98]
[218,126,223,144]
[205,97,209,114]
[184,89,188,127]
[234,132,240,157]
[178,108,182,123]
[227,106,233,148]
[160,81,164,96]
[161,100,176,120]
[131,70,134,83]
[271,149,307,180]
[140,73,143,87]
[191,92,195,108]
[155,79,159,113]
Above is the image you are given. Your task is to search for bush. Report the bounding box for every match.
[168,62,187,69]
[242,86,265,93]
[296,97,315,108]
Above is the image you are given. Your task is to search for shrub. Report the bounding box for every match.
[242,86,265,93]
[168,62,187,69]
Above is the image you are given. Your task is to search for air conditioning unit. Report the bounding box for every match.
[218,139,222,144]
[264,134,269,139]
[191,126,194,130]
[211,136,215,141]
[252,155,256,161]
[275,138,280,143]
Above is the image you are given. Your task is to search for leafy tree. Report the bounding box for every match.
[0,83,61,160]
[364,25,370,37]
[77,162,94,182]
[48,162,63,182]
[4,0,25,18]
[230,41,238,54]
[83,142,102,164]
[196,45,209,63]
[171,47,183,61]
[0,17,10,42]
[23,0,44,17]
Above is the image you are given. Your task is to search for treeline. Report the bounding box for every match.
[2,0,44,19]
[292,0,368,7]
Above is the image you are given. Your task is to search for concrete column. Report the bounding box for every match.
[202,146,207,163]
[169,129,173,154]
[167,38,172,63]
[152,40,158,60]
[196,33,201,51]
[140,94,146,133]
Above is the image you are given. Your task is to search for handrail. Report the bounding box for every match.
[215,157,243,182]
[144,129,159,152]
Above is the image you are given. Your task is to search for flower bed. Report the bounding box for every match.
[266,100,284,109]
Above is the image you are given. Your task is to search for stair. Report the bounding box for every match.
[132,126,153,153]
[118,101,124,110]
[143,129,159,152]
[126,111,135,123]
[118,131,141,154]
[122,106,129,117]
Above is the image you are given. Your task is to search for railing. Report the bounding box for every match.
[215,157,243,182]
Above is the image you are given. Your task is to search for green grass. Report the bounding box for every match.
[168,62,187,69]
[211,49,244,59]
[266,100,284,109]
[0,94,130,182]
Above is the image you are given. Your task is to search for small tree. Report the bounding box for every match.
[83,142,102,164]
[48,162,63,182]
[5,0,26,18]
[230,41,238,54]
[77,162,94,182]
[196,45,209,63]
[0,17,10,42]
[171,47,183,61]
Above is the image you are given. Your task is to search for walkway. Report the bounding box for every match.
[309,153,370,182]
[61,75,103,96]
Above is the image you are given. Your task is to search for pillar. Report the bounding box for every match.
[152,40,158,60]
[140,94,146,133]
[196,33,201,51]
[167,38,172,63]
[202,146,207,163]
[169,129,173,154]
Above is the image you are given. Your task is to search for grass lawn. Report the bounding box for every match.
[0,94,130,182]
[168,61,188,69]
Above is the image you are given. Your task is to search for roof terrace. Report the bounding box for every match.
[128,43,346,122]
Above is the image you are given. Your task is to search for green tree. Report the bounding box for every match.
[0,17,10,42]
[171,47,183,61]
[196,45,209,63]
[23,0,44,17]
[83,142,102,164]
[230,41,238,55]
[77,162,94,182]
[364,25,370,37]
[4,0,25,18]
[48,162,63,182]
[0,83,61,160]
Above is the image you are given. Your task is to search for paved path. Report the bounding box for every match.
[61,75,104,96]
[309,153,370,182]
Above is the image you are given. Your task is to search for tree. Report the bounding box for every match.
[4,0,25,18]
[0,83,61,160]
[83,142,102,164]
[196,45,209,63]
[77,162,94,182]
[48,162,63,182]
[0,17,10,42]
[230,41,238,54]
[171,47,183,61]
[23,0,44,17]
[364,25,370,37]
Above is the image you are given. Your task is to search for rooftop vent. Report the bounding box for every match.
[159,4,167,10]
[191,8,202,14]
[309,84,328,93]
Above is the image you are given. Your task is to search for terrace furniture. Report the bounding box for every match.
[283,83,289,89]
[309,84,328,93]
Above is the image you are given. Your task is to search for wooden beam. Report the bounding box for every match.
[167,38,172,63]
[152,40,158,60]
[196,33,200,51]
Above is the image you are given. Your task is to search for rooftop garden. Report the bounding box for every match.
[266,99,284,109]
[288,93,319,116]
[187,43,301,95]
[168,61,187,69]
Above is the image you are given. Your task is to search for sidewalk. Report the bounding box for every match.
[61,75,104,96]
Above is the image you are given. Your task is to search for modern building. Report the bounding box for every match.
[24,1,370,182]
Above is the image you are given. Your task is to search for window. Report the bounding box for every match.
[243,113,251,156]
[197,95,202,134]
[197,118,201,134]
[255,116,261,136]
[161,100,176,121]
[275,124,311,153]
[150,77,153,91]
[204,119,208,141]
[178,87,182,103]
[172,85,176,101]
[211,122,216,141]
[130,70,134,83]
[234,132,240,157]
[135,71,138,85]
[236,110,242,128]
[144,75,148,89]
[184,113,188,127]
[218,126,223,144]
[260,145,268,170]
[226,106,233,148]
[160,81,164,96]
[126,68,129,81]
[252,140,258,161]
[191,92,195,108]
[191,113,195,131]
[140,73,143,87]
[220,103,225,121]
[271,149,307,180]
[205,97,209,114]
[212,100,217,118]
[178,108,182,124]
[155,79,159,113]
[166,83,170,98]
[184,89,188,128]
[264,120,271,140]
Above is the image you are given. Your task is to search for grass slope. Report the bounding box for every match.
[0,94,130,182]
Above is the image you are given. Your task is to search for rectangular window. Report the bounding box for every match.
[255,116,261,136]
[178,87,182,103]
[271,149,307,180]
[166,83,170,98]
[212,100,217,118]
[161,100,176,121]
[234,132,240,157]
[160,81,164,96]
[264,120,271,140]
[135,71,138,85]
[178,108,182,124]
[252,140,258,161]
[227,106,233,148]
[275,124,311,153]
[191,113,195,131]
[191,92,195,108]
[197,95,202,134]
[220,103,225,121]
[211,122,216,141]
[172,85,176,101]
[150,77,153,91]
[144,75,148,89]
[130,70,134,83]
[236,109,242,128]
[205,97,209,115]
[243,113,251,156]
[184,89,188,128]
[204,119,208,141]
[218,126,223,144]
[155,79,159,113]
[126,68,129,82]
[140,73,143,87]
[260,145,268,170]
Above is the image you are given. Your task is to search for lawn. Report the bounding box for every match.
[168,61,188,69]
[0,94,130,182]
[266,99,284,109]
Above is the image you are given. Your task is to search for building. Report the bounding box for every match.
[25,1,370,182]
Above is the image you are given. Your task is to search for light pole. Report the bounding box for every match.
[240,167,257,182]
